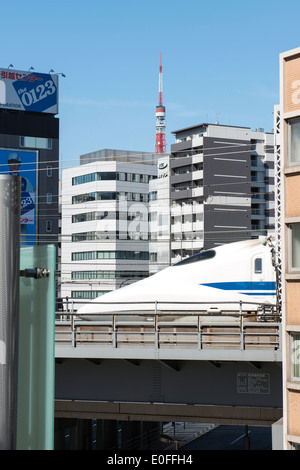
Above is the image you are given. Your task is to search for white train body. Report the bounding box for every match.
[76,238,276,320]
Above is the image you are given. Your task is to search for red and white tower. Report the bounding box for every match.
[155,53,166,153]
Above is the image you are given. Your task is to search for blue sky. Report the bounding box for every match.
[1,0,300,169]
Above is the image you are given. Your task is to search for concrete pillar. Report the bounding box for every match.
[69,419,93,450]
[272,418,283,450]
[54,418,76,450]
[54,419,67,450]
[121,421,161,450]
[141,422,161,449]
[121,421,143,449]
[0,175,20,450]
[244,425,250,450]
[96,420,119,450]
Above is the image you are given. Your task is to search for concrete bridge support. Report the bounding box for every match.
[54,417,162,450]
[96,419,119,450]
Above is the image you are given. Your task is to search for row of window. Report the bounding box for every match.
[72,250,149,261]
[72,191,149,204]
[72,210,148,223]
[71,271,148,280]
[71,291,108,299]
[71,211,204,225]
[72,211,108,223]
[72,171,155,186]
[20,136,52,149]
[171,213,204,224]
[72,231,149,241]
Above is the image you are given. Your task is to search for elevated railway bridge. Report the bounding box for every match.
[54,300,283,449]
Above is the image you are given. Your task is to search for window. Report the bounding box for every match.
[141,193,149,202]
[72,251,97,261]
[46,220,52,232]
[254,258,262,274]
[118,172,126,181]
[71,270,148,280]
[132,193,140,201]
[46,193,52,204]
[149,212,157,222]
[150,191,157,201]
[288,117,300,164]
[72,192,116,204]
[72,192,148,204]
[71,291,107,299]
[72,211,110,223]
[72,172,118,185]
[72,251,149,261]
[72,231,98,242]
[174,250,216,266]
[291,333,300,380]
[150,252,158,262]
[290,223,300,270]
[72,173,96,185]
[20,136,52,149]
[47,165,52,177]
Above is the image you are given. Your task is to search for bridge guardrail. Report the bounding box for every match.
[55,300,281,351]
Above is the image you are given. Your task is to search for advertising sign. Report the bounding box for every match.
[284,53,300,114]
[0,68,58,114]
[0,149,37,245]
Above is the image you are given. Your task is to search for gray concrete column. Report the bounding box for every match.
[121,421,161,450]
[54,418,76,450]
[96,420,119,450]
[69,419,93,450]
[121,421,143,449]
[141,421,161,449]
[0,175,20,450]
[272,418,283,450]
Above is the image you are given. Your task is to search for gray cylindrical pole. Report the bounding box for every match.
[0,175,20,449]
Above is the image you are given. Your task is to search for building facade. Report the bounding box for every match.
[0,68,60,318]
[280,47,300,449]
[0,115,59,246]
[149,123,275,271]
[60,149,157,307]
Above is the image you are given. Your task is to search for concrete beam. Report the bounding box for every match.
[55,344,282,363]
[55,400,282,426]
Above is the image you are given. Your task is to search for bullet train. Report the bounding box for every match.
[76,237,277,322]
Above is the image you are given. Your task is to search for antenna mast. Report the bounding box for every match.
[155,53,166,153]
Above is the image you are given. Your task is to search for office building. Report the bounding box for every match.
[279,47,300,449]
[60,149,157,306]
[0,68,59,246]
[149,123,275,270]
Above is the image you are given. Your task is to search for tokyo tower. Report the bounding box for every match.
[155,53,166,153]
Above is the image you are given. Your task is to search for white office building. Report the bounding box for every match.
[60,149,157,308]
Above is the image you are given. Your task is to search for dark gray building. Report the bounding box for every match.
[0,68,60,248]
[0,110,59,246]
[149,123,274,269]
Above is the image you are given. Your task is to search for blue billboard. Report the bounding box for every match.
[0,149,37,245]
[0,69,58,114]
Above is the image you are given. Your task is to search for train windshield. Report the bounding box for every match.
[173,250,216,266]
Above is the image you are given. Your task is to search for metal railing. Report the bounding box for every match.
[55,300,281,352]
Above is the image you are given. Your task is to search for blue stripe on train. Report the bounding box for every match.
[201,281,276,295]
[240,292,275,296]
